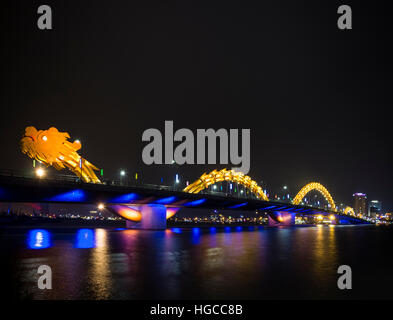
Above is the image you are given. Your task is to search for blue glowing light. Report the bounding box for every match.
[229,202,248,209]
[154,196,176,204]
[224,227,231,232]
[191,228,201,244]
[236,226,243,231]
[114,228,126,231]
[185,199,206,206]
[110,193,138,203]
[263,205,277,210]
[171,228,182,234]
[75,229,95,248]
[47,189,87,202]
[27,229,51,249]
[210,227,217,233]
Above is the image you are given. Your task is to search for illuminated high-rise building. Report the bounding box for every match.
[368,200,382,218]
[353,193,367,216]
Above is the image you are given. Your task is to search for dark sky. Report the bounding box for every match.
[1,1,392,210]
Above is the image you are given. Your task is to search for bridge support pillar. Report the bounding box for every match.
[125,204,167,230]
[268,211,296,226]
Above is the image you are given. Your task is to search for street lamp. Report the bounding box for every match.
[35,168,45,178]
[173,173,180,190]
[120,170,126,185]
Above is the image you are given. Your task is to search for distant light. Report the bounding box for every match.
[98,203,105,210]
[283,186,287,190]
[120,170,126,176]
[42,135,47,141]
[213,185,217,190]
[36,168,45,178]
[75,139,80,144]
[317,215,323,220]
[329,214,335,220]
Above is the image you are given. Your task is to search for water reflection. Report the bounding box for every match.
[75,229,95,248]
[12,225,387,299]
[90,228,111,299]
[191,227,201,244]
[310,225,338,291]
[27,229,51,249]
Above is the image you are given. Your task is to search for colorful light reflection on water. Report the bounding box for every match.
[27,229,51,249]
[75,229,95,248]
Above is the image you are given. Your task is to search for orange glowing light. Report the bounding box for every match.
[109,205,141,222]
[184,168,268,201]
[20,126,101,183]
[166,207,180,219]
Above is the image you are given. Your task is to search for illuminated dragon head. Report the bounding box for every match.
[20,126,101,183]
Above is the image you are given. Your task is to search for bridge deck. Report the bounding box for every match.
[0,175,360,220]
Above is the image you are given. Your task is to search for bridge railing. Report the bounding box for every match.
[0,168,80,183]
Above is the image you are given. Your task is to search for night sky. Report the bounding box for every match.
[1,1,392,210]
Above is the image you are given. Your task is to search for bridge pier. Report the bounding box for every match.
[125,204,167,230]
[268,211,296,226]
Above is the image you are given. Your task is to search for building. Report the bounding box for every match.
[368,200,382,218]
[353,193,367,217]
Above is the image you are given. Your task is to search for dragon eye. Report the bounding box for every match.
[42,136,48,141]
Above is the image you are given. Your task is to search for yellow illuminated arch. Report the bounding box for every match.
[292,182,336,211]
[344,206,355,216]
[183,169,269,201]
